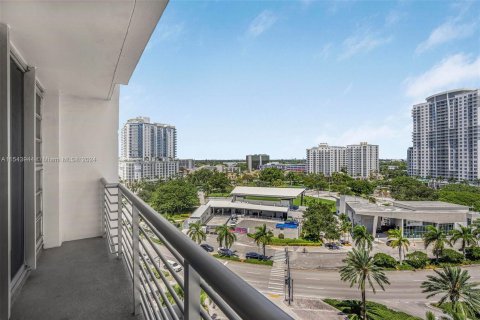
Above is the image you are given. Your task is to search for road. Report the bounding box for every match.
[225,261,480,319]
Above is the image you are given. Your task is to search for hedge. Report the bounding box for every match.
[373,253,397,269]
[440,248,464,264]
[324,299,421,320]
[406,251,429,269]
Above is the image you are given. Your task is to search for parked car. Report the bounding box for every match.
[164,260,182,272]
[245,252,271,261]
[200,243,214,252]
[217,248,237,257]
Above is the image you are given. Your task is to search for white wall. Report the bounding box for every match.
[58,87,119,243]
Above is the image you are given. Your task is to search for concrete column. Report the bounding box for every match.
[400,219,404,236]
[372,216,378,238]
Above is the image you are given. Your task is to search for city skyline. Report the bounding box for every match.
[120,0,480,160]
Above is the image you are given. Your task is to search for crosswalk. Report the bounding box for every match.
[267,250,286,295]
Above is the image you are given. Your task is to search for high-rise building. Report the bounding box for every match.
[306,142,379,178]
[121,117,177,160]
[408,89,479,181]
[246,154,270,171]
[120,117,179,181]
[346,142,379,178]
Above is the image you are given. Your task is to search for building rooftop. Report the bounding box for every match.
[209,199,290,213]
[231,186,306,199]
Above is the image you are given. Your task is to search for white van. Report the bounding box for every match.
[165,260,182,272]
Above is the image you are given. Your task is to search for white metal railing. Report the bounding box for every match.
[101,178,293,320]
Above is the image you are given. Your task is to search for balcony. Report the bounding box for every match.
[11,179,293,320]
[11,237,139,320]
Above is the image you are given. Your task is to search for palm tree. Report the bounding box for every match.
[425,311,466,320]
[340,219,353,242]
[450,226,476,259]
[421,267,480,318]
[215,225,236,249]
[352,225,374,250]
[423,225,448,263]
[187,222,206,244]
[340,248,390,320]
[252,224,274,256]
[387,228,410,265]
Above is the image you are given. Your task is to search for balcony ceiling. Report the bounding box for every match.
[0,0,168,99]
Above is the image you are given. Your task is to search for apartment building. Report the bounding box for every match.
[121,116,177,160]
[120,117,179,181]
[306,142,379,178]
[346,142,380,178]
[246,154,269,171]
[408,89,479,181]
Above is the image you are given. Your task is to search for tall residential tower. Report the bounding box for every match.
[408,89,479,181]
[120,117,179,181]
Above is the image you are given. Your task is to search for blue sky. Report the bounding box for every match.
[120,0,480,160]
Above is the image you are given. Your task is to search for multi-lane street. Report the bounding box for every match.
[226,259,480,319]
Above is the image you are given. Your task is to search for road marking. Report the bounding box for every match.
[223,261,229,266]
[267,250,286,295]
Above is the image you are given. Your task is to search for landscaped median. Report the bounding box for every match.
[212,254,274,266]
[246,233,323,246]
[373,249,480,271]
[324,299,421,320]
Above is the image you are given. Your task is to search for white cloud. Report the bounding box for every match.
[416,19,476,54]
[342,82,353,95]
[339,31,392,60]
[405,53,480,100]
[385,10,403,27]
[314,43,332,60]
[157,23,185,42]
[247,11,277,38]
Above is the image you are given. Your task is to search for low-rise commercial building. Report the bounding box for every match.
[338,196,474,238]
[189,186,306,225]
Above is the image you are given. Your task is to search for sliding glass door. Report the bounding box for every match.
[10,58,25,280]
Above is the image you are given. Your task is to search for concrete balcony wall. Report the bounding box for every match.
[58,89,119,244]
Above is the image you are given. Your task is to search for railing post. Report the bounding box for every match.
[132,205,141,315]
[117,188,123,258]
[101,186,106,238]
[184,261,201,320]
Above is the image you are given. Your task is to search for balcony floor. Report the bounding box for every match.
[11,237,141,320]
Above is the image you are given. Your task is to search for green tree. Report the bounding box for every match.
[252,224,274,256]
[302,202,339,241]
[348,179,375,196]
[258,168,284,185]
[423,225,448,263]
[390,176,438,201]
[208,171,231,193]
[387,228,410,265]
[150,179,199,214]
[340,219,353,242]
[421,267,480,318]
[187,168,214,190]
[216,225,236,249]
[450,226,476,259]
[303,173,328,192]
[340,248,390,320]
[352,225,374,250]
[187,222,206,244]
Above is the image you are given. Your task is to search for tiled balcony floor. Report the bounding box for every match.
[11,237,141,320]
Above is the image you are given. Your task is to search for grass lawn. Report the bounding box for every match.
[270,237,323,246]
[293,196,336,212]
[244,195,279,202]
[208,192,231,198]
[324,299,421,320]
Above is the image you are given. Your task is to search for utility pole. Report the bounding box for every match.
[284,247,293,305]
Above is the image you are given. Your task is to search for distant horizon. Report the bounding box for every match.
[120,1,480,159]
